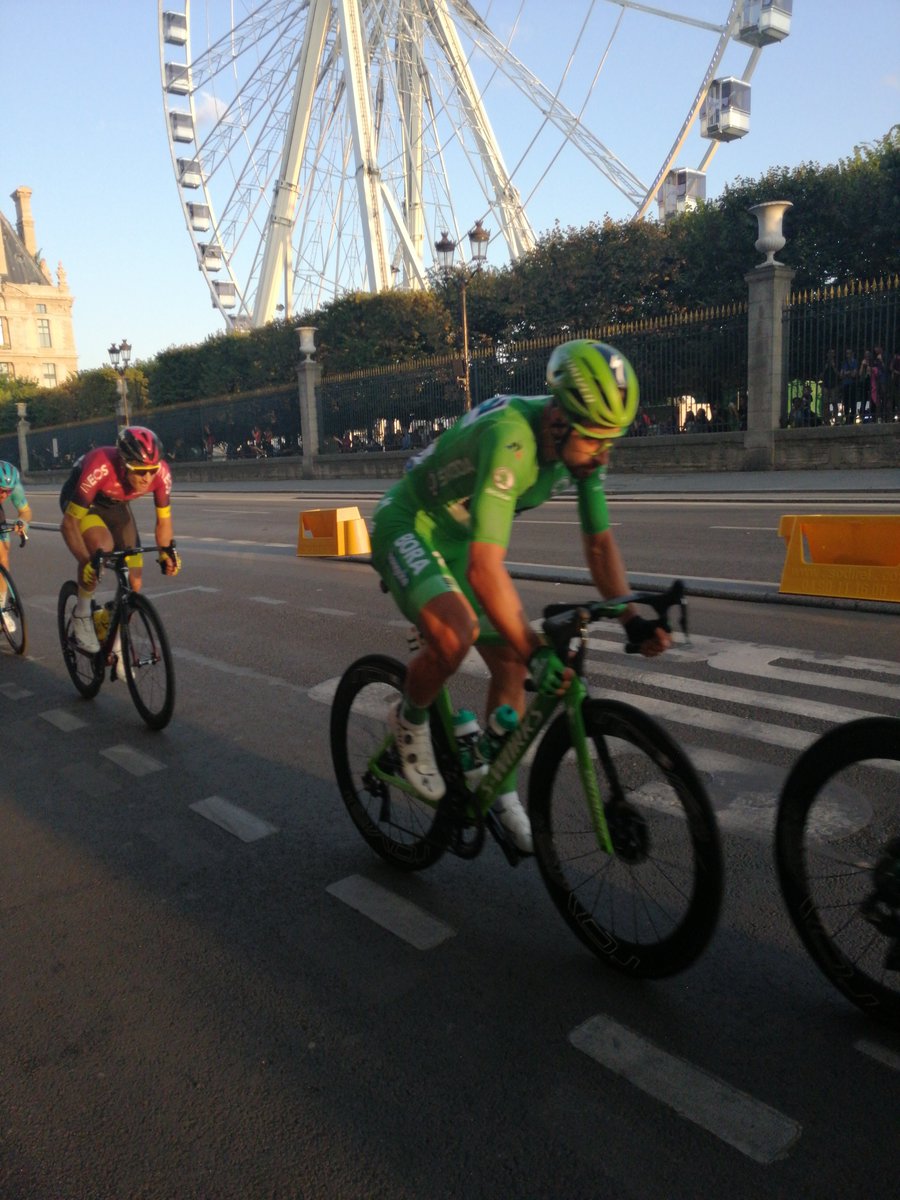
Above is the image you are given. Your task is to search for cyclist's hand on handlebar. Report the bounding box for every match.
[528,644,574,696]
[623,614,671,658]
[157,546,181,576]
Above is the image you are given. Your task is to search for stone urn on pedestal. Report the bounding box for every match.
[748,200,793,267]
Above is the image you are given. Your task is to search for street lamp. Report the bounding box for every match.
[434,219,490,410]
[108,338,132,430]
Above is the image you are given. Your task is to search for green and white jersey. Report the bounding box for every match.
[380,394,611,547]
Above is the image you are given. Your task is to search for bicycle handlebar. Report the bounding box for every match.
[90,541,177,577]
[0,520,28,549]
[541,579,687,659]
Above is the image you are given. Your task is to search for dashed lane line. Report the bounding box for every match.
[190,796,278,842]
[40,708,87,732]
[569,1015,801,1164]
[327,874,456,950]
[0,683,32,701]
[100,744,166,777]
[250,595,287,605]
[855,1039,900,1072]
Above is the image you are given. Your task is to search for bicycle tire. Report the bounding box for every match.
[0,563,27,655]
[57,581,103,698]
[122,593,175,730]
[331,655,449,871]
[529,699,723,979]
[776,717,900,1026]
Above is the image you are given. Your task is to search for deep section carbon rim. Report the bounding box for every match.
[776,717,900,1026]
[530,699,723,979]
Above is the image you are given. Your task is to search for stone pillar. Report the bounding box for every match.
[744,262,795,470]
[297,358,322,478]
[15,403,30,475]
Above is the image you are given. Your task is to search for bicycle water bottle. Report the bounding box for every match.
[453,709,487,789]
[93,604,111,642]
[477,705,519,767]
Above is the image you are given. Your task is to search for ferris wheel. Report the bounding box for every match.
[158,1,792,329]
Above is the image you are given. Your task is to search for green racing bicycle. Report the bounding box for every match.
[331,580,723,979]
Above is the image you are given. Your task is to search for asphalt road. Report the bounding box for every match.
[1,488,898,1200]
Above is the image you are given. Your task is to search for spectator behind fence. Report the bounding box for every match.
[822,349,840,424]
[840,347,858,423]
[889,349,900,422]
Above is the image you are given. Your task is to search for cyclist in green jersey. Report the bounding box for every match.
[371,340,671,852]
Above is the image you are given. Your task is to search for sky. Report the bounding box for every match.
[3,0,898,373]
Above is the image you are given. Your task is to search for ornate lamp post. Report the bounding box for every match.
[435,219,490,410]
[108,338,132,431]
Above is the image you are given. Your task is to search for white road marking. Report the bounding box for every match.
[0,683,31,700]
[855,1039,900,1072]
[100,744,166,776]
[174,648,307,695]
[569,1015,801,1164]
[40,708,86,731]
[327,875,456,950]
[709,525,778,531]
[309,606,355,617]
[190,796,278,842]
[250,595,287,605]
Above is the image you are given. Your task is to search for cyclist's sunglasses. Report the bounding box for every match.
[126,463,160,476]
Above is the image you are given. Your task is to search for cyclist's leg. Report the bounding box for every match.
[104,503,142,589]
[372,505,478,799]
[0,507,10,616]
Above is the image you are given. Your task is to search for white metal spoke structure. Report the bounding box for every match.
[159,2,788,329]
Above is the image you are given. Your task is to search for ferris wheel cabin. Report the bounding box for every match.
[161,11,187,46]
[736,1,792,47]
[656,169,706,222]
[701,78,751,142]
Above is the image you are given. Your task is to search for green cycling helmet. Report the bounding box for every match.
[0,460,19,490]
[546,340,639,438]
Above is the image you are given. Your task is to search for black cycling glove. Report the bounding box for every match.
[624,615,660,648]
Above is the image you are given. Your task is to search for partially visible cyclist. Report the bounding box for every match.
[0,460,32,636]
[371,340,671,852]
[59,426,181,665]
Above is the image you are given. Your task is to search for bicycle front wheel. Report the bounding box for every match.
[330,655,447,871]
[57,581,103,698]
[122,593,175,730]
[0,563,27,655]
[776,717,900,1027]
[530,700,723,979]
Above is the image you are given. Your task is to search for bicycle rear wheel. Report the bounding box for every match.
[57,581,103,698]
[530,699,723,979]
[331,655,447,870]
[0,563,27,655]
[122,593,175,730]
[776,717,900,1026]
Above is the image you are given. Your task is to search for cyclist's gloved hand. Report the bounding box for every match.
[528,644,569,695]
[158,548,181,576]
[80,560,97,589]
[624,614,661,649]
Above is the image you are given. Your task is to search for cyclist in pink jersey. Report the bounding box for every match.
[59,426,181,658]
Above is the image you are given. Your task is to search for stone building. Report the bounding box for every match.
[0,187,78,386]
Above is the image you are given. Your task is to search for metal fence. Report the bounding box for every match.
[784,276,900,427]
[0,384,301,471]
[315,302,749,452]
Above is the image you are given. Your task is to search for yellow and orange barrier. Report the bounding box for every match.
[296,507,371,557]
[777,514,900,602]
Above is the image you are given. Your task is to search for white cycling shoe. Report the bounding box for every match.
[389,701,446,803]
[493,792,533,854]
[2,609,16,636]
[72,612,101,654]
[110,637,126,682]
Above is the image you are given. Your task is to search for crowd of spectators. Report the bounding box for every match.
[813,345,899,426]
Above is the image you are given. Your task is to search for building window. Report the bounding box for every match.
[35,303,47,313]
[42,362,57,386]
[0,317,8,347]
[0,362,14,378]
[37,318,52,347]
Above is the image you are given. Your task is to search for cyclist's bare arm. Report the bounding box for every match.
[467,541,544,663]
[582,529,671,657]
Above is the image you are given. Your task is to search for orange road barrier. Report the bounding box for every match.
[778,514,900,602]
[297,507,371,557]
